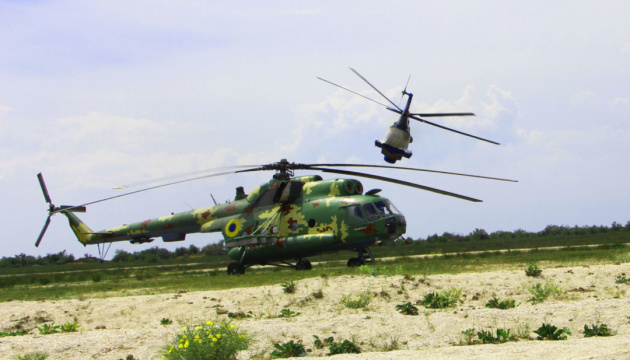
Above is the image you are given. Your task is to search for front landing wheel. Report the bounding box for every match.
[347,258,364,267]
[227,261,245,275]
[295,259,312,271]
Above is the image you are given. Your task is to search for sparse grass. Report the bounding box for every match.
[1,238,628,303]
[0,329,29,337]
[13,353,48,360]
[340,293,371,309]
[419,287,462,309]
[527,281,564,304]
[281,281,296,294]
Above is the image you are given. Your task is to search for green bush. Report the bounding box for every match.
[527,281,563,304]
[162,321,251,360]
[328,339,361,355]
[534,323,571,340]
[270,340,307,358]
[525,265,542,277]
[583,323,615,337]
[281,281,296,294]
[13,353,48,360]
[395,302,419,315]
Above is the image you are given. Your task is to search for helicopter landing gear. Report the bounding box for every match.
[227,261,245,275]
[347,247,375,267]
[295,259,312,271]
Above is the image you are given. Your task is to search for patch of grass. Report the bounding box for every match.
[533,323,572,340]
[162,320,251,360]
[281,281,296,294]
[340,293,371,309]
[13,353,48,360]
[270,340,306,358]
[485,298,517,309]
[615,274,630,284]
[357,265,389,277]
[527,281,564,304]
[327,338,361,355]
[277,309,300,318]
[0,329,29,337]
[525,265,542,277]
[227,311,253,320]
[583,323,616,337]
[60,321,79,333]
[419,287,462,309]
[395,302,419,315]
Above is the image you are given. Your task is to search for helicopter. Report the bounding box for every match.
[318,68,500,164]
[36,159,516,274]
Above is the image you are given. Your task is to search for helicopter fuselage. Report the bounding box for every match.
[375,93,414,163]
[62,175,407,268]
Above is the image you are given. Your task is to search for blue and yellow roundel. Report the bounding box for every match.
[225,219,241,238]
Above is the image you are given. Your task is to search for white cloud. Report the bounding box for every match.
[571,91,599,106]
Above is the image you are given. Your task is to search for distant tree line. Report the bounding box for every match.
[2,221,629,268]
[414,220,630,244]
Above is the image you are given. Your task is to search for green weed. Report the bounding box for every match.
[0,329,29,337]
[281,281,296,294]
[419,288,462,309]
[476,328,516,344]
[583,323,616,337]
[313,335,335,349]
[277,309,300,318]
[615,274,630,284]
[161,318,173,326]
[527,281,564,304]
[328,338,361,355]
[162,320,251,360]
[270,340,306,358]
[533,323,571,340]
[340,293,371,309]
[227,311,253,320]
[60,321,79,333]
[395,302,419,315]
[485,298,517,309]
[13,353,48,360]
[37,322,60,335]
[525,265,542,277]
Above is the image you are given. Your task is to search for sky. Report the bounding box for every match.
[1,0,629,260]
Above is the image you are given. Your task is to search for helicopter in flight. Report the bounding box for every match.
[36,159,516,274]
[318,68,500,164]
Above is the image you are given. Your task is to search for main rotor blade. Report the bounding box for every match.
[349,68,402,112]
[35,216,51,247]
[308,166,482,202]
[37,173,52,204]
[307,163,517,182]
[410,115,500,145]
[411,112,475,117]
[317,77,390,109]
[52,168,261,213]
[113,165,258,189]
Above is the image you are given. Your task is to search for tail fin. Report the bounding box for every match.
[63,212,94,245]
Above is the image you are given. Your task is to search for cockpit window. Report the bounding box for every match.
[346,205,365,225]
[362,203,380,222]
[375,200,401,216]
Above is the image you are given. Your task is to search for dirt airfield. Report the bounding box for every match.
[1,262,630,360]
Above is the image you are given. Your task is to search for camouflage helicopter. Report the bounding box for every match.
[36,159,516,274]
[318,68,500,164]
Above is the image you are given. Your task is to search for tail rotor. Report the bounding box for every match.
[35,173,86,247]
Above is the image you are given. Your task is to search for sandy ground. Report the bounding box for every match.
[1,262,630,360]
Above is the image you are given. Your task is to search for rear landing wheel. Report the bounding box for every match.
[296,259,312,271]
[347,258,364,267]
[227,261,245,275]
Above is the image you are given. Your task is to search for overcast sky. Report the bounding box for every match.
[1,1,629,259]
